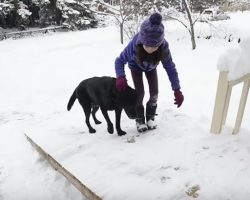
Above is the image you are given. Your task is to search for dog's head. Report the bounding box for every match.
[116,86,137,119]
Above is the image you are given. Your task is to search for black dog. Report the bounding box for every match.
[67,76,137,136]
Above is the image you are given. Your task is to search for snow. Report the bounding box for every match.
[64,0,76,3]
[1,11,250,200]
[18,8,32,18]
[18,2,32,18]
[217,37,250,80]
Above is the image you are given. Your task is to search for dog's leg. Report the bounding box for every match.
[82,106,96,133]
[100,107,114,134]
[91,105,102,124]
[115,108,126,136]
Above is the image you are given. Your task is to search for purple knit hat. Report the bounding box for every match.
[137,12,164,47]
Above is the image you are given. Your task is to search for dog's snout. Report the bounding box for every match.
[128,114,136,119]
[125,107,136,119]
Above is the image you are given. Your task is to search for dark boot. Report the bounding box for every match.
[135,105,148,133]
[146,102,157,130]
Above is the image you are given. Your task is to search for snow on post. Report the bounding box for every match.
[217,37,250,81]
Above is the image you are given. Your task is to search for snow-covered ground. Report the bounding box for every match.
[1,11,250,200]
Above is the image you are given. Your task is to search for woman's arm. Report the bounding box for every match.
[161,40,180,90]
[115,36,137,77]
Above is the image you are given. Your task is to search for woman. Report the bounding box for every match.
[115,12,184,133]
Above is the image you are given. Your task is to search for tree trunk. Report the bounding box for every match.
[12,0,19,27]
[120,22,124,44]
[0,13,6,28]
[13,0,19,10]
[182,0,196,50]
[190,23,196,50]
[49,0,57,8]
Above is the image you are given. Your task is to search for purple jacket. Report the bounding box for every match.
[115,33,180,90]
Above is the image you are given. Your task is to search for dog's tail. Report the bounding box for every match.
[67,90,76,111]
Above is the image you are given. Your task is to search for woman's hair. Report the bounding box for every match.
[135,44,165,65]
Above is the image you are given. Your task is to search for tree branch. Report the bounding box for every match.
[167,15,190,31]
[95,0,120,12]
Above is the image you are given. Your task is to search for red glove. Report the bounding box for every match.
[174,89,184,108]
[116,76,128,91]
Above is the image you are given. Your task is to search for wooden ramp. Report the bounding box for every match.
[25,134,102,200]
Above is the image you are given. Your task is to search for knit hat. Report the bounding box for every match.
[137,12,164,47]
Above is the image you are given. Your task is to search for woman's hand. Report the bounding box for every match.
[116,76,128,92]
[174,89,184,108]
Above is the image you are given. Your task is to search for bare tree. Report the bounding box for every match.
[182,0,196,49]
[95,0,198,48]
[164,0,197,50]
[95,0,133,44]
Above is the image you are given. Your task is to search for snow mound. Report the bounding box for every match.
[217,37,250,80]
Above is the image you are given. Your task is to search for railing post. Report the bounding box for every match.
[210,71,230,134]
[233,80,250,134]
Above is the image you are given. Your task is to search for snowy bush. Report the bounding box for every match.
[0,0,99,30]
[58,0,97,30]
[38,0,62,27]
[0,1,32,29]
[17,1,32,28]
[0,2,14,28]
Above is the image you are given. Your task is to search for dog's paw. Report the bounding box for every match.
[95,120,102,124]
[89,128,96,133]
[107,125,114,134]
[118,130,126,136]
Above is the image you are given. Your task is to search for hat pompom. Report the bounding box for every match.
[149,13,162,25]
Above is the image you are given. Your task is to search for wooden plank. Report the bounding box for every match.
[25,134,103,200]
[210,71,230,134]
[233,80,250,134]
[229,73,250,86]
[4,26,64,36]
[0,26,65,40]
[222,85,232,125]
